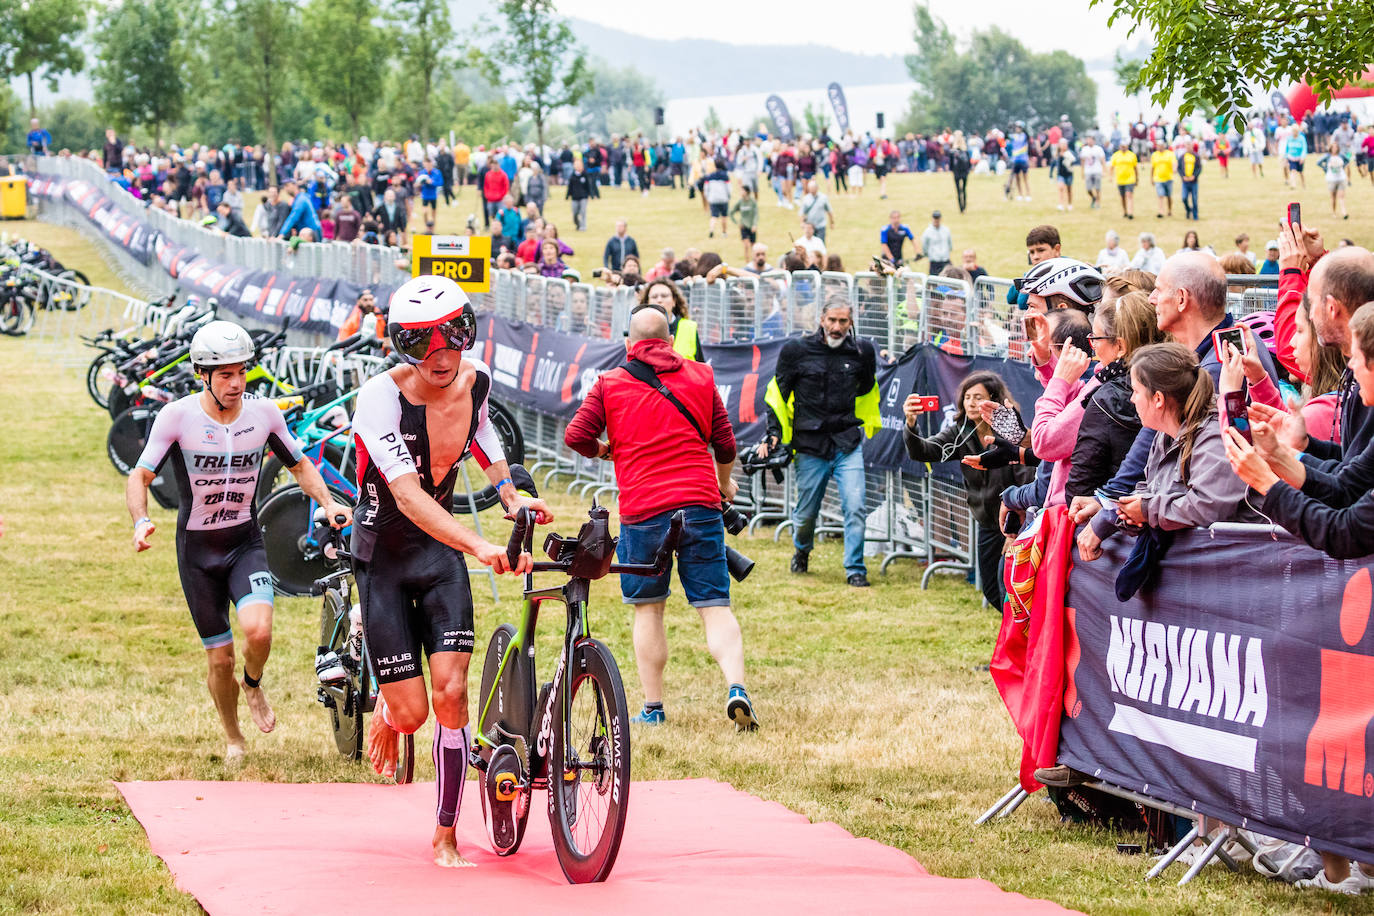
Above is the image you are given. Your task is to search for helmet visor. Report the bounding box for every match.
[391,315,476,364]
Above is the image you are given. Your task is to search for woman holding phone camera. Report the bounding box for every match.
[902,371,1033,608]
[1078,342,1259,563]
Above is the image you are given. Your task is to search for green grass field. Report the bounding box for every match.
[3,195,1374,914]
[430,157,1374,283]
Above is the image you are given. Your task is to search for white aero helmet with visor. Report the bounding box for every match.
[387,274,477,364]
[1013,257,1104,310]
[190,320,256,369]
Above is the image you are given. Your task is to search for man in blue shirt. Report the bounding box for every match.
[276,181,323,241]
[879,210,915,266]
[669,139,686,188]
[26,119,51,156]
[1008,122,1031,200]
[1284,125,1308,189]
[417,157,443,229]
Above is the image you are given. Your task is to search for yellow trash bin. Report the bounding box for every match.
[0,175,27,219]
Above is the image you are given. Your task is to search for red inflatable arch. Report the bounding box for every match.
[1287,70,1374,120]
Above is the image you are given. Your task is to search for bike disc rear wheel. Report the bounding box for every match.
[87,353,118,409]
[452,400,525,514]
[549,639,630,884]
[318,589,362,759]
[258,484,351,596]
[107,404,179,509]
[478,623,533,855]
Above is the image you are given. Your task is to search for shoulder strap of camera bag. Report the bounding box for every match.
[622,358,708,443]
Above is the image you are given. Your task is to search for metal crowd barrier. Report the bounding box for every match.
[29,167,1291,589]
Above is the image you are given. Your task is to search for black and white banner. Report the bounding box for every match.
[1058,530,1374,861]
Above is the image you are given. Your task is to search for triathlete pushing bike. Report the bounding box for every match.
[353,275,550,868]
[126,320,352,763]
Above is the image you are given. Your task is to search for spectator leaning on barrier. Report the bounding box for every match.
[639,278,700,361]
[903,371,1034,608]
[602,219,639,272]
[563,306,758,732]
[763,299,880,587]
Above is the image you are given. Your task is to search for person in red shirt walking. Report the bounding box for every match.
[482,165,510,226]
[564,306,759,731]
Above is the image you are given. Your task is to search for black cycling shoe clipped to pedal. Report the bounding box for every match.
[485,744,522,852]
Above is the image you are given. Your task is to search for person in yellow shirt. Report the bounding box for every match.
[1149,139,1174,218]
[453,140,472,189]
[1110,144,1138,219]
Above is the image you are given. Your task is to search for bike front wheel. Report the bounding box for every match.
[549,638,631,884]
[318,588,362,759]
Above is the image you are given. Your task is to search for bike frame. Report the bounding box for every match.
[475,577,595,786]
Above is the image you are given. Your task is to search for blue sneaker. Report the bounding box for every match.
[631,705,665,725]
[726,686,758,732]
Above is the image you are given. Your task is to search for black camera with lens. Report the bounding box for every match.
[719,501,755,582]
[720,500,748,536]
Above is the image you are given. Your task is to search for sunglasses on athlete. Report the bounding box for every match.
[390,314,477,364]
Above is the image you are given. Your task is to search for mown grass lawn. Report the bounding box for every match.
[3,214,1373,914]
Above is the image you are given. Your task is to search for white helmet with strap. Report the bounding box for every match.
[190,320,255,368]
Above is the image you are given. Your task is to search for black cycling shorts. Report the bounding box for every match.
[356,535,475,684]
[175,523,275,649]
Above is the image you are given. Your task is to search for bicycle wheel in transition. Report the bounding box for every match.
[318,589,363,759]
[453,400,525,514]
[257,484,351,597]
[477,622,534,856]
[549,638,631,884]
[106,404,180,509]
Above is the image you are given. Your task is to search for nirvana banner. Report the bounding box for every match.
[1057,528,1374,861]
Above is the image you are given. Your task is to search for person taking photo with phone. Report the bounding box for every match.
[902,372,1033,608]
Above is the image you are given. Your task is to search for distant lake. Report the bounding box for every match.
[663,73,1195,136]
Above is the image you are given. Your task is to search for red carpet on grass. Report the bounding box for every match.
[116,778,1077,915]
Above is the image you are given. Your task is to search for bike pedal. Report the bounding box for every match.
[494,772,518,802]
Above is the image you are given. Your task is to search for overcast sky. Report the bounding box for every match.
[554,0,1143,59]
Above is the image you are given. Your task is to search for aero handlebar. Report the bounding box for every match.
[504,506,685,579]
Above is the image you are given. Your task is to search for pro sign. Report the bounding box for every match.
[411,235,491,291]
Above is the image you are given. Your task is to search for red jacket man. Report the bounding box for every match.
[564,307,758,731]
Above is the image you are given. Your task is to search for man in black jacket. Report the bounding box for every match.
[566,160,593,231]
[214,200,251,237]
[603,219,639,271]
[762,301,879,587]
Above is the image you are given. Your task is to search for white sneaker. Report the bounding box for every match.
[1056,204,1064,211]
[315,650,347,683]
[1296,870,1365,895]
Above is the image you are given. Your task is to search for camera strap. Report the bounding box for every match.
[622,358,708,443]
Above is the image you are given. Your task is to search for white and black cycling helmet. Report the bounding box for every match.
[190,320,255,368]
[387,274,477,364]
[1013,257,1104,310]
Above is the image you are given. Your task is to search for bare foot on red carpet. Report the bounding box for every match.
[368,706,398,779]
[433,825,474,868]
[242,682,276,733]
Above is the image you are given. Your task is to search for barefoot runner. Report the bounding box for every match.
[126,320,352,762]
[353,275,550,868]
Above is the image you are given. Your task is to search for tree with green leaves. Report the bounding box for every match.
[481,0,589,150]
[92,0,189,143]
[197,0,300,184]
[575,61,661,140]
[801,101,830,138]
[9,0,89,117]
[1092,0,1374,123]
[391,0,453,141]
[300,0,390,138]
[901,7,1095,134]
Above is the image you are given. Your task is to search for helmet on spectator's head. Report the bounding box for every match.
[1013,257,1103,311]
[1238,310,1278,353]
[190,320,255,370]
[387,274,476,364]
